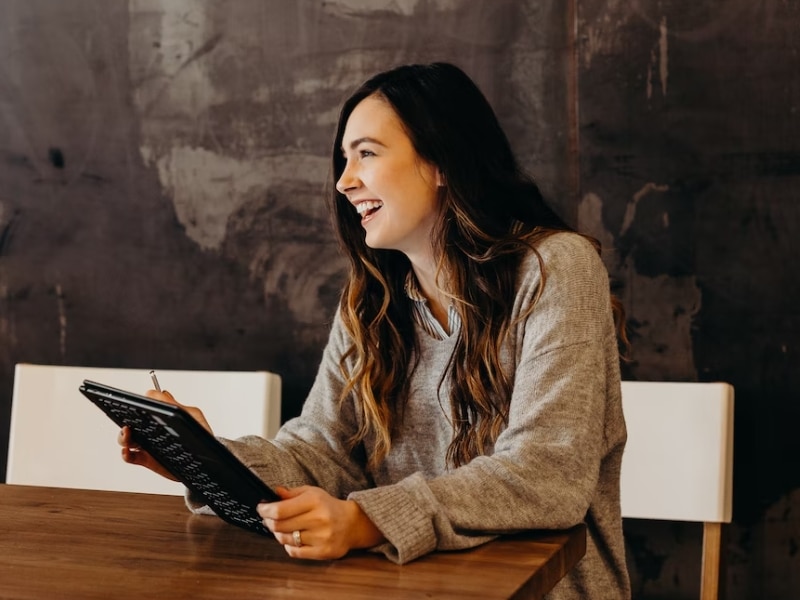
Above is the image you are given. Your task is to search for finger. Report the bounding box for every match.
[144,389,179,405]
[118,426,142,450]
[121,445,142,464]
[274,529,325,558]
[261,510,307,535]
[276,486,304,500]
[282,543,306,559]
[121,446,179,481]
[257,487,313,521]
[121,443,151,464]
[141,390,214,434]
[280,539,348,561]
[273,529,312,548]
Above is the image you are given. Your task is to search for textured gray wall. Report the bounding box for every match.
[1,1,798,598]
[578,1,800,598]
[0,0,571,436]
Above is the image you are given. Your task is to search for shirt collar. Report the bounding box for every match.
[404,270,428,303]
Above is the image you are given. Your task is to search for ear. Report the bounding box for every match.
[436,170,446,187]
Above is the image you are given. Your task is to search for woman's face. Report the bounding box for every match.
[336,95,442,261]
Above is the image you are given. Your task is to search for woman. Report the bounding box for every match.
[120,62,631,599]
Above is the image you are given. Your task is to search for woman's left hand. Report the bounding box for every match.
[257,486,385,559]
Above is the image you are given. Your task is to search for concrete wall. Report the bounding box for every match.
[0,0,571,431]
[578,1,800,597]
[1,1,797,597]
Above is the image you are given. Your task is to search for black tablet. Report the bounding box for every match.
[79,379,280,536]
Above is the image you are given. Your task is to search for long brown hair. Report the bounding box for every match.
[328,63,625,469]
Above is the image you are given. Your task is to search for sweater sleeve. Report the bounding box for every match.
[186,310,373,512]
[348,233,623,564]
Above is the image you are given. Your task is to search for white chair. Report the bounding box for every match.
[620,381,734,600]
[6,363,281,495]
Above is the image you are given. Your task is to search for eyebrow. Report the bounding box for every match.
[342,137,386,153]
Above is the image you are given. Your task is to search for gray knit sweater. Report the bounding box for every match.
[188,232,631,599]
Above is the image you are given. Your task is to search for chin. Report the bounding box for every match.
[363,232,387,250]
[364,239,387,250]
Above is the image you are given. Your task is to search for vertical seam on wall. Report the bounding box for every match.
[566,0,581,220]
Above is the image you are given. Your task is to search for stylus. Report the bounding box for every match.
[149,370,162,392]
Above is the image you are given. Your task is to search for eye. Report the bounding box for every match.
[359,148,376,158]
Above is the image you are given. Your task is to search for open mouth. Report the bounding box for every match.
[356,200,383,218]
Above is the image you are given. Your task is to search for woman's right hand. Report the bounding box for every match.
[116,389,214,482]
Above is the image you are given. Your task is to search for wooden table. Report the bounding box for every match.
[0,484,586,599]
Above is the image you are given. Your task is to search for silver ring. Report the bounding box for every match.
[292,529,303,547]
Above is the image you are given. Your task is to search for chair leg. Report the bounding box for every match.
[700,521,723,600]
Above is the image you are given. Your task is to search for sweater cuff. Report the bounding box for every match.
[184,487,216,515]
[348,475,436,564]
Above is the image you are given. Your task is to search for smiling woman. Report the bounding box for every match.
[117,62,631,600]
[336,96,442,267]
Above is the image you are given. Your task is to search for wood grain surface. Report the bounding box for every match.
[0,484,586,599]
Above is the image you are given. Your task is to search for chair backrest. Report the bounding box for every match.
[620,381,734,600]
[6,363,281,495]
[619,381,734,524]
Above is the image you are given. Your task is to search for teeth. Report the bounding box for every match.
[356,200,383,215]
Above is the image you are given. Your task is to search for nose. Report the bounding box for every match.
[336,161,360,195]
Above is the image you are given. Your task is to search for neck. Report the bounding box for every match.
[409,255,451,331]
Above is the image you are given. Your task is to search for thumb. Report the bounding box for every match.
[275,485,305,500]
[145,389,179,406]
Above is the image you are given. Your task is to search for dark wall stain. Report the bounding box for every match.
[48,147,65,169]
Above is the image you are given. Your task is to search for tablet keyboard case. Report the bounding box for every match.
[79,380,279,536]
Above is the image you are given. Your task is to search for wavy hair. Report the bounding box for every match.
[328,63,625,469]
